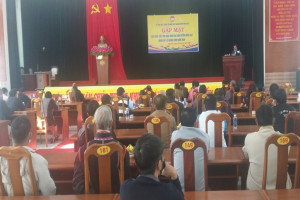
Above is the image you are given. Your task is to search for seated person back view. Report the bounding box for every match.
[192,85,207,115]
[7,89,25,112]
[0,116,56,195]
[242,104,292,190]
[77,100,100,149]
[72,83,84,102]
[18,88,31,109]
[166,88,183,123]
[0,90,13,120]
[120,133,184,200]
[147,94,176,148]
[116,87,133,115]
[171,107,210,191]
[198,94,227,147]
[272,88,295,133]
[73,105,129,194]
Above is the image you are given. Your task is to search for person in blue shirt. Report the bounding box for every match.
[120,133,184,200]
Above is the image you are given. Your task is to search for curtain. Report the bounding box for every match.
[86,0,127,82]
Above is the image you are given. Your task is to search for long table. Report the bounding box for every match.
[118,116,146,129]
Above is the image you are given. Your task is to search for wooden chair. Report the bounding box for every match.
[106,104,117,131]
[0,146,38,196]
[139,95,150,107]
[144,116,170,147]
[216,101,229,113]
[196,93,205,116]
[205,113,232,147]
[31,98,56,147]
[52,94,62,108]
[280,83,292,96]
[170,138,208,191]
[249,92,266,114]
[166,103,180,125]
[262,133,300,189]
[284,112,300,136]
[111,96,125,117]
[35,90,44,99]
[84,142,125,194]
[84,116,96,145]
[233,92,246,104]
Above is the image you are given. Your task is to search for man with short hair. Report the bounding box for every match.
[73,105,129,194]
[101,94,111,105]
[166,88,183,123]
[120,133,184,200]
[7,89,25,111]
[273,88,295,133]
[198,94,226,147]
[116,87,133,115]
[171,107,209,191]
[0,116,56,195]
[147,94,176,148]
[179,81,189,102]
[242,104,292,190]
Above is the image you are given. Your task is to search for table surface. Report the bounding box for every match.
[118,116,147,125]
[114,128,144,140]
[231,125,259,136]
[130,107,151,113]
[235,112,256,120]
[230,104,248,112]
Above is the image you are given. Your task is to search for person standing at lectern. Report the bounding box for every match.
[231,44,242,56]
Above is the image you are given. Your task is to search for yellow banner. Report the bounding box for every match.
[148,14,199,53]
[44,82,221,103]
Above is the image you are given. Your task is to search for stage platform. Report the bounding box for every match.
[45,77,223,102]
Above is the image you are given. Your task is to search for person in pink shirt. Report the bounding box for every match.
[188,80,199,105]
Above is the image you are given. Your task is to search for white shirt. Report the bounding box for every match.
[242,126,292,190]
[0,146,56,196]
[171,126,210,191]
[198,110,227,147]
[3,94,8,102]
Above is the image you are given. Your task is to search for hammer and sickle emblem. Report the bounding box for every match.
[91,3,100,14]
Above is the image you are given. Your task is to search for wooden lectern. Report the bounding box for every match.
[35,72,51,89]
[96,55,110,85]
[222,55,245,82]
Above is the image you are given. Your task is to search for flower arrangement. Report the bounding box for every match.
[90,45,114,56]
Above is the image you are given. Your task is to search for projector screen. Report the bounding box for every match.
[147,14,199,54]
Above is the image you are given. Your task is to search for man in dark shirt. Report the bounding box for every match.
[18,88,31,108]
[179,81,189,102]
[166,88,183,123]
[73,105,129,194]
[0,90,13,120]
[273,88,295,133]
[7,89,25,111]
[120,133,184,200]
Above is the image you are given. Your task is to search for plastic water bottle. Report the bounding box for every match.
[125,108,129,119]
[233,114,238,129]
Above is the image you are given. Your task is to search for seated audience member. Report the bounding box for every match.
[73,105,129,194]
[166,88,183,123]
[18,88,31,108]
[144,85,155,98]
[222,79,229,93]
[42,92,58,127]
[0,116,56,195]
[215,88,233,118]
[77,100,100,149]
[242,104,292,190]
[101,94,111,105]
[174,83,182,101]
[7,89,25,111]
[269,83,279,98]
[158,90,166,96]
[179,81,189,102]
[116,87,133,115]
[2,88,8,101]
[171,107,209,191]
[273,88,295,133]
[0,90,13,120]
[120,133,184,200]
[188,80,199,104]
[242,83,257,109]
[147,94,176,147]
[198,94,226,147]
[139,90,150,107]
[72,83,84,102]
[225,80,236,104]
[192,84,207,114]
